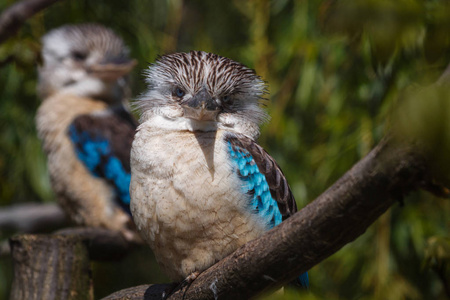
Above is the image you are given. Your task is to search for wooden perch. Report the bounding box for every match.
[104,138,447,300]
[0,205,137,259]
[0,203,68,234]
[5,226,139,260]
[10,234,93,300]
[0,0,61,44]
[56,227,139,261]
[8,227,143,300]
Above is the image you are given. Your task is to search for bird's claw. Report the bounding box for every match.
[161,271,200,300]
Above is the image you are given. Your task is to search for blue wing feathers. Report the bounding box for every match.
[104,157,131,205]
[297,272,309,289]
[68,110,135,214]
[69,126,109,175]
[227,141,283,228]
[227,136,309,289]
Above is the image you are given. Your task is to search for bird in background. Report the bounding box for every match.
[130,51,309,290]
[36,23,139,241]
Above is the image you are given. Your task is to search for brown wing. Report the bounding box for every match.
[68,105,137,212]
[226,134,297,220]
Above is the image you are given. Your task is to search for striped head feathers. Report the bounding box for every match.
[38,23,136,101]
[136,51,268,138]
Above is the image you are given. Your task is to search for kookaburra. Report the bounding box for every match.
[36,23,139,241]
[131,51,309,287]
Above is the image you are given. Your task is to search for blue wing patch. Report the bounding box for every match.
[69,124,131,212]
[297,272,309,289]
[227,138,309,289]
[227,141,283,228]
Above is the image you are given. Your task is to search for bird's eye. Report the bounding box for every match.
[174,87,185,98]
[72,51,87,61]
[222,95,231,103]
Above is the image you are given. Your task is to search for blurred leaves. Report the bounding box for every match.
[424,237,450,297]
[0,0,449,299]
[424,237,450,271]
[393,83,450,186]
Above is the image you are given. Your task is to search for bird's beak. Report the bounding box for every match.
[89,59,137,81]
[182,88,221,121]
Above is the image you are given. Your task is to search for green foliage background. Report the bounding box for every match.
[0,0,449,299]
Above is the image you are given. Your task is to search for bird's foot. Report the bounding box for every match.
[162,271,200,300]
[184,271,200,283]
[161,282,180,300]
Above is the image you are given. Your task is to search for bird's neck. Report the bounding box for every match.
[37,94,109,134]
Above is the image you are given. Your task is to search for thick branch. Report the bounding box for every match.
[0,203,68,234]
[3,226,140,260]
[8,228,143,299]
[104,139,439,300]
[0,0,60,44]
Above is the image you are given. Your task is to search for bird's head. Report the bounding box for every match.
[38,23,136,102]
[136,51,268,138]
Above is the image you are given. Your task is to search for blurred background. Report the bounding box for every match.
[0,0,449,299]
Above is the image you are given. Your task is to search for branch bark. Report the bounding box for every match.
[104,139,445,300]
[8,228,143,299]
[9,234,93,300]
[4,226,140,260]
[0,203,141,259]
[0,0,61,44]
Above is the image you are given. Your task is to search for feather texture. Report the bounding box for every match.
[69,106,137,213]
[36,24,138,241]
[227,134,308,288]
[226,135,297,219]
[136,51,268,139]
[131,51,309,287]
[227,138,283,228]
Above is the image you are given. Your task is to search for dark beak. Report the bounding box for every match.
[182,88,221,121]
[89,58,137,81]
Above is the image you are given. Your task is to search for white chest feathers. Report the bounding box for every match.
[130,124,266,281]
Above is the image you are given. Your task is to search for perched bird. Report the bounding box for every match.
[131,51,309,288]
[36,24,138,240]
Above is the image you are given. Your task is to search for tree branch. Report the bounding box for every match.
[56,227,140,261]
[104,139,446,300]
[0,0,61,44]
[0,204,141,260]
[0,203,68,234]
[8,228,145,299]
[4,226,141,260]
